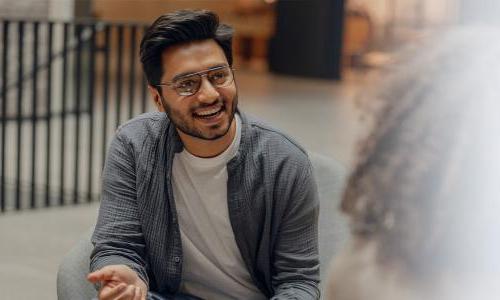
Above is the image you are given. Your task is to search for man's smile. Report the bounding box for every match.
[192,103,225,121]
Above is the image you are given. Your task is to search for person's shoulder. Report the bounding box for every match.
[114,112,168,143]
[242,113,310,165]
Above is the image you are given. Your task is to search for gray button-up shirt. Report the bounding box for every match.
[90,111,320,299]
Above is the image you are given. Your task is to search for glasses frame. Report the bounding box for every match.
[155,65,235,96]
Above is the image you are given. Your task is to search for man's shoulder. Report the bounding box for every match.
[114,112,168,143]
[242,113,310,165]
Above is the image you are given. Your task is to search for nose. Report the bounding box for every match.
[196,76,220,103]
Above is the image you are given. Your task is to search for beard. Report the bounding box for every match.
[160,93,238,141]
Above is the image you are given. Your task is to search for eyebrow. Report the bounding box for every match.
[171,64,228,82]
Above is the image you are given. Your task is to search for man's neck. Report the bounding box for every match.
[177,120,237,158]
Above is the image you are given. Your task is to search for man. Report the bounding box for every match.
[87,10,320,300]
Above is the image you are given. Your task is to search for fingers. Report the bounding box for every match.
[88,265,147,300]
[138,286,146,300]
[87,266,117,283]
[133,286,142,300]
[98,283,127,300]
[99,284,141,300]
[115,284,137,300]
[99,283,146,300]
[118,285,144,300]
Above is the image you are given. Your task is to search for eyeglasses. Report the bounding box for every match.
[155,65,235,96]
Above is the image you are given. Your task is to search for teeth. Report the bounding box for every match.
[196,107,221,116]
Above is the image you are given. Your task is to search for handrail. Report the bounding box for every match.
[0,18,150,211]
[0,20,101,98]
[0,19,148,99]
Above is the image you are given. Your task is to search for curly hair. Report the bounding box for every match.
[341,27,500,277]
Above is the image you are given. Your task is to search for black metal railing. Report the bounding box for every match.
[0,19,151,212]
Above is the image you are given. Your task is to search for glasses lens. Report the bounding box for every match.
[174,75,201,96]
[208,67,232,87]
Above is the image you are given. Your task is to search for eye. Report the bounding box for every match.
[208,70,229,85]
[176,77,198,91]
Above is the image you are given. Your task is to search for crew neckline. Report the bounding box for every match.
[178,113,241,169]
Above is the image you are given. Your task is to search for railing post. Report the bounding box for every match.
[45,21,53,207]
[1,20,10,212]
[101,24,110,170]
[59,22,69,206]
[128,25,136,119]
[30,21,39,209]
[73,23,82,205]
[87,23,96,202]
[115,24,124,129]
[15,21,25,210]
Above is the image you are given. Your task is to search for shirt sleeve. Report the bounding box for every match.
[271,158,321,299]
[89,132,149,287]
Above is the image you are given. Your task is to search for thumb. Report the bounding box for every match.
[87,266,116,283]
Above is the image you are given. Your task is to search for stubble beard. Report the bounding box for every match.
[160,94,238,141]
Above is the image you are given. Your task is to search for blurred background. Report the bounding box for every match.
[0,0,498,298]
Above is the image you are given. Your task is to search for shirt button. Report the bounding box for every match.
[174,256,181,263]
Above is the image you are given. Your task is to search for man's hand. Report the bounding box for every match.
[87,265,147,300]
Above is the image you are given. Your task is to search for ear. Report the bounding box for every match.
[148,85,165,112]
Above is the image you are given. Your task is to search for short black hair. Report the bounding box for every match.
[140,9,234,86]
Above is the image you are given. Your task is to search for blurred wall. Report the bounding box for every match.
[0,0,75,19]
[0,0,50,18]
[94,0,236,22]
[49,0,75,19]
[350,0,459,26]
[349,0,459,42]
[459,0,500,24]
[92,0,275,68]
[92,0,274,37]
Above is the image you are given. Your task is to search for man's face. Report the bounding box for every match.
[152,39,238,141]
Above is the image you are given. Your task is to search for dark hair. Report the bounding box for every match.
[341,27,500,277]
[140,10,234,86]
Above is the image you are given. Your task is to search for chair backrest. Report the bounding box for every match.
[56,152,348,299]
[57,227,97,300]
[309,152,349,282]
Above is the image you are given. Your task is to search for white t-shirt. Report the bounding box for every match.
[172,114,265,300]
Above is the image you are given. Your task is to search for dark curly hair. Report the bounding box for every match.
[341,27,500,277]
[140,10,234,87]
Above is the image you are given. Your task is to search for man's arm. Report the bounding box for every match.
[90,132,149,288]
[271,159,321,299]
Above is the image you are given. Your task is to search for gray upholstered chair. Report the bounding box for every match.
[57,227,97,299]
[311,153,349,276]
[56,153,348,299]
